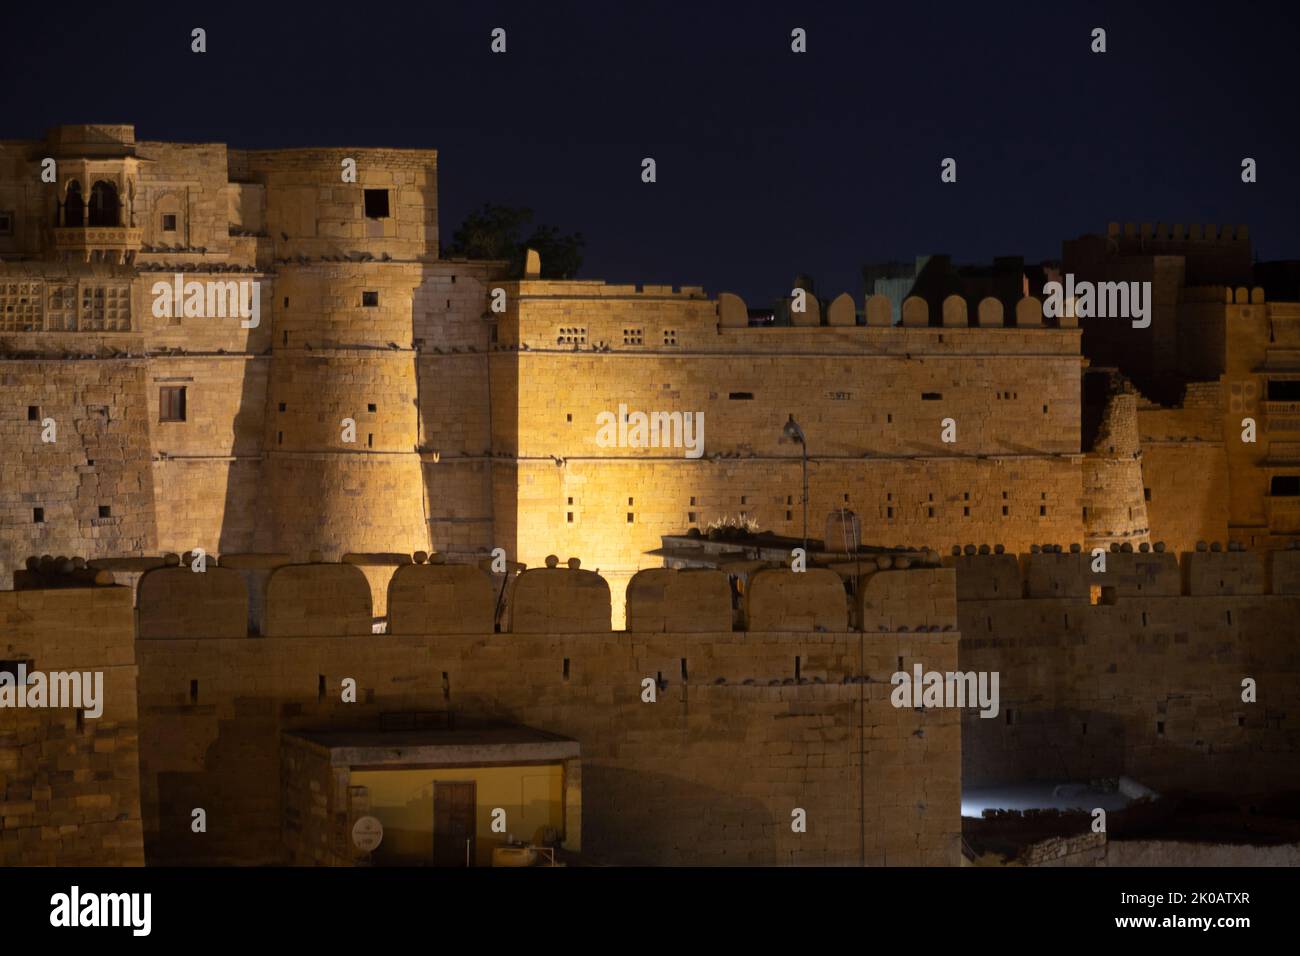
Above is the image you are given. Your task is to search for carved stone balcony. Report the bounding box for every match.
[1267,496,1300,533]
[52,226,143,263]
[1263,401,1300,435]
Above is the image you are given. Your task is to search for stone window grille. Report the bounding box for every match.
[0,281,43,332]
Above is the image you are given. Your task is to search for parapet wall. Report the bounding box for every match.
[625,568,732,632]
[957,545,1300,795]
[960,591,1300,794]
[1106,222,1250,243]
[135,629,960,866]
[128,558,966,638]
[944,546,1299,599]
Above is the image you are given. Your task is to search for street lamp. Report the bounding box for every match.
[783,415,808,553]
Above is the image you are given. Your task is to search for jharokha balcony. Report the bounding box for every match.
[51,178,143,262]
[51,226,143,263]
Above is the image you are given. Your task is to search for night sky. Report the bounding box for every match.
[3,0,1297,302]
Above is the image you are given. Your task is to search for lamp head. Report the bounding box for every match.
[783,415,805,445]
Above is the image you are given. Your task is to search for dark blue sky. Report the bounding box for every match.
[3,0,1297,302]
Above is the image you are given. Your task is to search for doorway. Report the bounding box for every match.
[433,781,476,867]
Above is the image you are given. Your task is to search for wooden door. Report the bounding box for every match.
[433,781,476,867]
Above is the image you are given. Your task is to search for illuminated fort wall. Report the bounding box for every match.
[491,280,1089,620]
[129,561,961,867]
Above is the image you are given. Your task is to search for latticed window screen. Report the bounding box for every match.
[0,281,43,332]
[79,284,131,331]
[47,284,76,330]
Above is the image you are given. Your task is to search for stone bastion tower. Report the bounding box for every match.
[243,149,435,560]
[234,146,503,565]
[0,126,503,588]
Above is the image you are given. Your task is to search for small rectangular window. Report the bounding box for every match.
[1271,475,1300,497]
[159,385,187,422]
[161,214,177,232]
[98,505,111,518]
[1267,379,1300,401]
[362,291,379,307]
[728,392,755,400]
[627,513,634,523]
[367,403,377,413]
[27,405,39,421]
[0,659,32,680]
[32,507,44,523]
[0,211,14,236]
[921,392,942,401]
[363,189,390,219]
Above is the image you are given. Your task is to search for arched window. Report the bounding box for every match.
[88,181,120,227]
[64,181,85,227]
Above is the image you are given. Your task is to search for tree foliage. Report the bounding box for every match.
[443,203,585,279]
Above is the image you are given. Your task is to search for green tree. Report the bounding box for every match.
[443,203,585,279]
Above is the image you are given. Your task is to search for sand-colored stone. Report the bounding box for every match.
[386,563,495,634]
[137,566,248,639]
[624,567,731,632]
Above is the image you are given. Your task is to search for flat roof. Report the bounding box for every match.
[284,725,580,768]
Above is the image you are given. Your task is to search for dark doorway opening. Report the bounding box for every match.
[432,781,476,867]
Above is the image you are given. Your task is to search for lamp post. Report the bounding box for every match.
[783,415,808,554]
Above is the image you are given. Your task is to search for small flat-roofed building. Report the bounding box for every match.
[281,725,580,867]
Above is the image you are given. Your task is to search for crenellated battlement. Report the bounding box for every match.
[26,542,1300,637]
[943,541,1300,598]
[1106,222,1250,243]
[715,290,1069,331]
[1179,284,1267,304]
